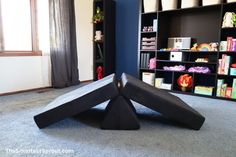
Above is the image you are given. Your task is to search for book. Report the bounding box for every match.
[216,79,224,97]
[224,56,231,75]
[226,87,232,98]
[218,59,222,74]
[226,37,233,51]
[232,79,236,99]
[221,83,227,97]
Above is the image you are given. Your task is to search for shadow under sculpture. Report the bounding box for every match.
[34,73,205,130]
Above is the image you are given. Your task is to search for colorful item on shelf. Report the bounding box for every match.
[230,68,236,76]
[191,43,198,51]
[194,86,214,96]
[220,41,227,51]
[94,31,103,42]
[195,58,209,63]
[197,43,211,51]
[222,12,235,28]
[209,42,219,51]
[96,66,103,80]
[177,74,193,91]
[163,65,186,71]
[188,66,211,74]
[231,63,236,68]
[148,58,156,69]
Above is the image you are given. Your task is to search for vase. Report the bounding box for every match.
[161,0,177,11]
[202,0,222,6]
[143,0,159,13]
[181,0,199,8]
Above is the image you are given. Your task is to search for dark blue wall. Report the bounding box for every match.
[115,0,139,77]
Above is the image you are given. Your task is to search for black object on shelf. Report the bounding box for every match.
[138,0,236,101]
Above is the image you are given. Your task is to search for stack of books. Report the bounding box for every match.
[217,79,236,99]
[140,53,150,69]
[218,54,231,75]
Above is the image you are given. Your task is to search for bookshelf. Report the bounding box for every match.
[138,1,236,101]
[93,0,115,80]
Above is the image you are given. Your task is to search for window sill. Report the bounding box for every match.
[0,51,42,57]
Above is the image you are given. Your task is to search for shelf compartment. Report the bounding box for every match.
[173,72,193,93]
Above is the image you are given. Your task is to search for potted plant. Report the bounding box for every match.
[93,7,104,24]
[143,0,159,13]
[161,0,177,11]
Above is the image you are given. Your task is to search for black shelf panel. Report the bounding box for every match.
[141,31,157,34]
[217,74,236,78]
[156,59,217,65]
[140,49,157,52]
[156,50,218,54]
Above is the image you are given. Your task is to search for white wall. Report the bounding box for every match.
[0,0,51,94]
[0,0,93,94]
[74,0,94,81]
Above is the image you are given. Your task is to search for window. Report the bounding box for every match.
[0,0,41,56]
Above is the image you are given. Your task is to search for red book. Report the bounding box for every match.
[226,37,233,51]
[226,87,232,98]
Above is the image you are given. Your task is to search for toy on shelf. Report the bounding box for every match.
[163,65,186,71]
[222,12,235,28]
[148,58,156,70]
[232,63,236,68]
[195,58,209,63]
[177,74,193,92]
[188,66,211,74]
[96,66,103,80]
[197,43,211,51]
[191,43,198,51]
[209,42,219,51]
[94,30,103,42]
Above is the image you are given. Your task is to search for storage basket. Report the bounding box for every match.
[227,0,236,3]
[143,0,159,13]
[202,0,222,6]
[181,0,199,8]
[161,0,177,11]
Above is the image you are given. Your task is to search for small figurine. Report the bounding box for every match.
[148,58,156,69]
[191,43,198,51]
[96,66,103,80]
[94,31,103,42]
[209,42,218,51]
[222,12,235,28]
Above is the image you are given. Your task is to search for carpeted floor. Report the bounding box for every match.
[0,85,236,157]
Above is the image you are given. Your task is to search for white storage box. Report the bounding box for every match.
[181,0,199,8]
[161,0,177,11]
[202,0,222,6]
[170,52,184,61]
[142,72,155,86]
[143,0,159,13]
[168,37,191,50]
[227,0,236,3]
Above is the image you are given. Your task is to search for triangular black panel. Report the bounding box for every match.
[101,96,140,130]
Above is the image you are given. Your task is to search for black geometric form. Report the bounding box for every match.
[101,95,140,130]
[120,73,205,130]
[34,74,119,129]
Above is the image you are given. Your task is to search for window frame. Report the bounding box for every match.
[0,0,42,57]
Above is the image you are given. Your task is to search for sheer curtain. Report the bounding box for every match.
[49,0,79,88]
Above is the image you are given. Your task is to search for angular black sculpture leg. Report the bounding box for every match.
[34,74,119,129]
[120,73,205,130]
[101,95,140,130]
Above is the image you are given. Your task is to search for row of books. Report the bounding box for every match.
[218,54,231,75]
[217,79,236,99]
[140,53,151,69]
[225,37,236,51]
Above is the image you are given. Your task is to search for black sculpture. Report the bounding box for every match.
[34,73,205,130]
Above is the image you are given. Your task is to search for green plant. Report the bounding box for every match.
[233,14,236,27]
[93,7,104,24]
